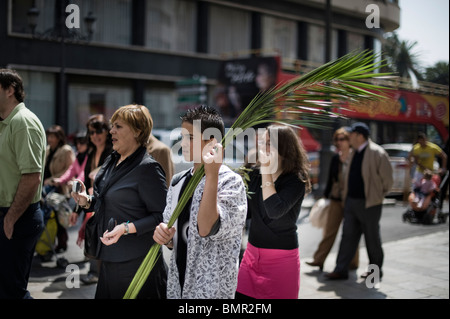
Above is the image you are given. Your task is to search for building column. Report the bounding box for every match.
[132,0,146,46]
[251,12,261,54]
[196,1,208,53]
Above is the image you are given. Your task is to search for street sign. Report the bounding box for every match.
[176,75,207,106]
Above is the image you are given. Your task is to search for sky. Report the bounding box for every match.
[395,0,449,68]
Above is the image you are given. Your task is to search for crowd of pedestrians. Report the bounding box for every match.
[1,68,448,300]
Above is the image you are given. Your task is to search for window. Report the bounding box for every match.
[12,0,132,45]
[307,24,324,63]
[145,0,197,52]
[262,15,297,61]
[68,83,132,135]
[208,5,251,56]
[20,70,56,129]
[144,88,178,129]
[72,0,132,45]
[347,32,365,53]
[12,0,56,34]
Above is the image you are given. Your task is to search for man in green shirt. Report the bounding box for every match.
[0,69,47,299]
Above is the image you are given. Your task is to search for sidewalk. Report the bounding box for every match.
[27,227,449,299]
[299,229,449,299]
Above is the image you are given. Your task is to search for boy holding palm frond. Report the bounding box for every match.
[153,105,247,299]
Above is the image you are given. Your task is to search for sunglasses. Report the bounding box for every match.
[88,127,106,136]
[334,137,347,142]
[75,138,88,144]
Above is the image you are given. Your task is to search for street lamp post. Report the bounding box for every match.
[27,3,96,132]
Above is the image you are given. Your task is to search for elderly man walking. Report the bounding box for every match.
[325,122,393,280]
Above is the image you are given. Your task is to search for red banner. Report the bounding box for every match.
[337,90,449,140]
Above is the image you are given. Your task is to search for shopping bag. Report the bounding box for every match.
[309,198,330,228]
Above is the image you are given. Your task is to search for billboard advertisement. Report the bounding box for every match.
[215,56,281,127]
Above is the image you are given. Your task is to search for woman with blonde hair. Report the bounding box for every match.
[236,124,311,299]
[72,104,168,299]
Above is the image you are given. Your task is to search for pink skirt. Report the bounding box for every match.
[236,242,300,299]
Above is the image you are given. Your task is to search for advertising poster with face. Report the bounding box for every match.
[215,56,280,127]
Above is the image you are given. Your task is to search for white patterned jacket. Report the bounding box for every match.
[163,165,247,299]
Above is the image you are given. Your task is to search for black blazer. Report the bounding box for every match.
[323,153,341,200]
[91,146,167,262]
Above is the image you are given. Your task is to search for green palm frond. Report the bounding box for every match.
[123,49,393,299]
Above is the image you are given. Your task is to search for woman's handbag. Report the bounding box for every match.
[309,198,330,228]
[84,211,102,259]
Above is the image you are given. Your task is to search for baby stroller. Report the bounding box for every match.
[403,171,449,225]
[36,187,72,268]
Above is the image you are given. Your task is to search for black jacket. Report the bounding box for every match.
[90,146,167,262]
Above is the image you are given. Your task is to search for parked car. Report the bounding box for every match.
[381,142,441,198]
[381,143,413,198]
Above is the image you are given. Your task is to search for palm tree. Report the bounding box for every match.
[424,61,449,85]
[383,32,423,81]
[123,50,392,299]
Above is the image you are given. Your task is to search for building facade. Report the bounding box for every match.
[1,0,400,136]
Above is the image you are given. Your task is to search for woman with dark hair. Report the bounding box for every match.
[83,114,113,194]
[236,124,311,299]
[43,125,75,194]
[70,114,113,284]
[42,124,75,254]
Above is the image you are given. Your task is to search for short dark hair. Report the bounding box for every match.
[86,114,112,149]
[46,125,67,147]
[0,69,25,103]
[181,105,225,140]
[417,132,427,140]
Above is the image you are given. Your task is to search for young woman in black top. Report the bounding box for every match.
[236,124,311,299]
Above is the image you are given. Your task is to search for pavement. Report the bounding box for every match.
[27,201,449,300]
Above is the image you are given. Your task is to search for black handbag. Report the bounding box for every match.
[84,211,103,259]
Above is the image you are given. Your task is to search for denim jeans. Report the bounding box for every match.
[0,202,44,299]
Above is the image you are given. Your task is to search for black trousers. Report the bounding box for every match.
[0,203,44,299]
[95,253,167,299]
[334,197,384,275]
